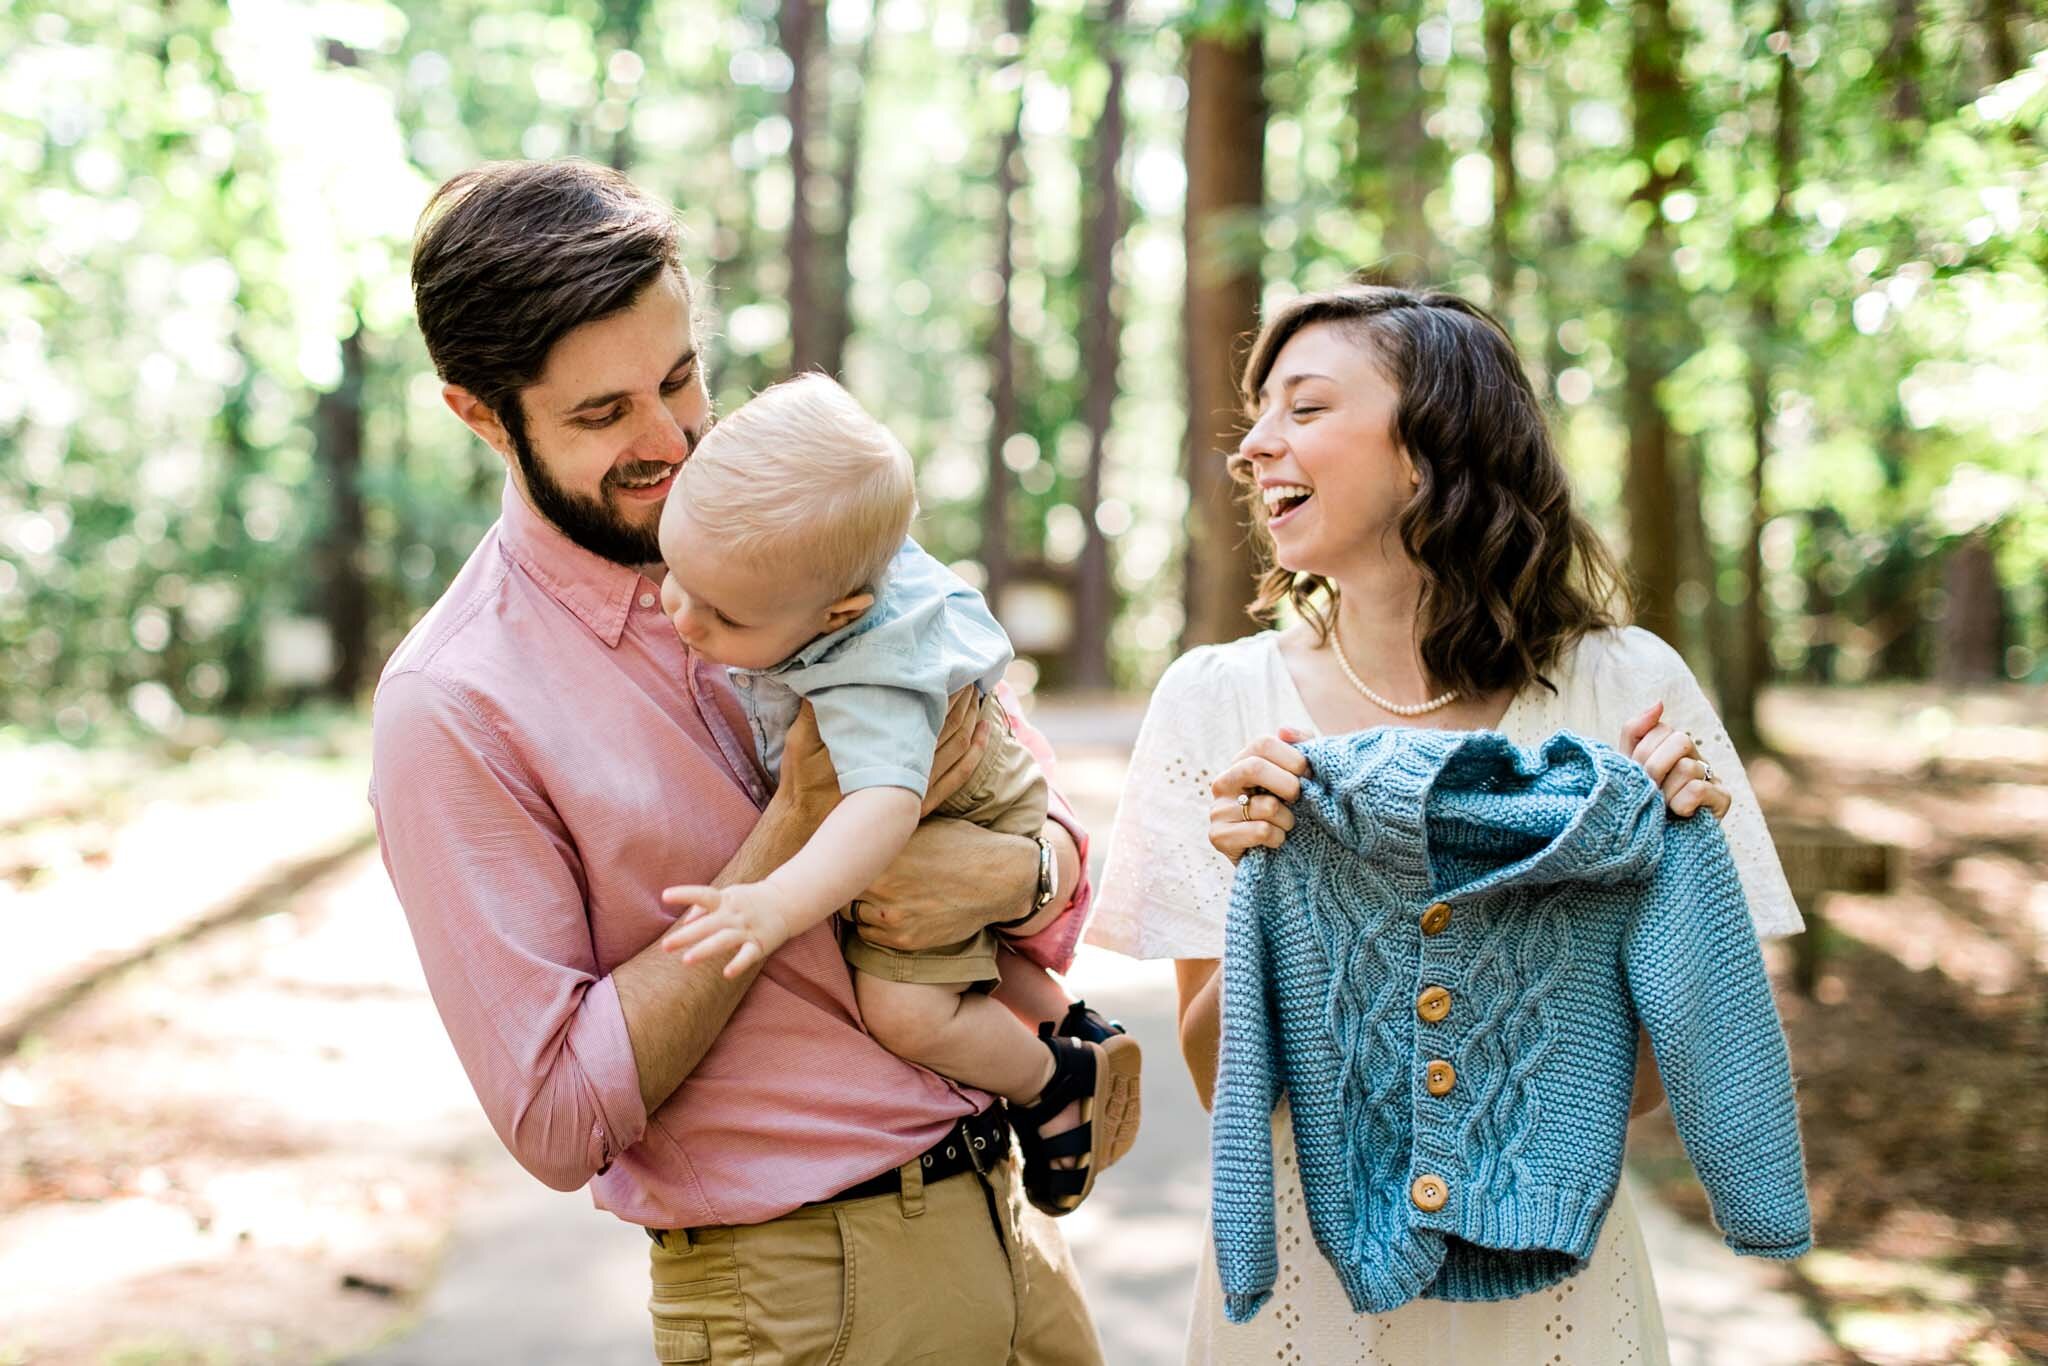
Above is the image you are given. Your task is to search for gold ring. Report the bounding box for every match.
[1237,792,1252,821]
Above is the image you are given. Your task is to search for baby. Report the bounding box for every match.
[654,373,1140,1215]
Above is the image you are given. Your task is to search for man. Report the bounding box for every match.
[372,159,1106,1362]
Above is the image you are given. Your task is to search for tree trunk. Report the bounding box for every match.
[314,322,371,701]
[1882,0,1923,127]
[1485,0,1517,310]
[981,0,1032,608]
[1351,1,1436,282]
[1620,0,1687,646]
[1729,0,1801,755]
[1072,0,1129,689]
[600,0,650,169]
[782,0,823,373]
[1983,0,2020,82]
[1181,27,1266,649]
[1938,534,2007,683]
[816,18,878,378]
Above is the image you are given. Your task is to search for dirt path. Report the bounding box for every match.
[5,685,2037,1363]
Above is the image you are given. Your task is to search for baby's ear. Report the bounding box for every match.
[822,591,875,631]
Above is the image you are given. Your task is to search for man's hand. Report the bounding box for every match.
[923,687,988,817]
[659,881,790,978]
[851,818,1036,952]
[766,703,842,836]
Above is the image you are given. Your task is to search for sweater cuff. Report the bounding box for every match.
[1728,1234,1812,1260]
[1221,1289,1271,1325]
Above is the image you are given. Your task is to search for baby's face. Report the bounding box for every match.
[657,508,841,670]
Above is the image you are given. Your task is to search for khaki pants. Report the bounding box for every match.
[646,1151,1102,1365]
[841,690,1050,990]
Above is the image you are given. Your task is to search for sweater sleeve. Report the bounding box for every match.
[1211,849,1282,1324]
[1623,813,1813,1258]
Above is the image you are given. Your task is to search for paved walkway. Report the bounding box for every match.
[1,704,1836,1364]
[349,945,1832,1365]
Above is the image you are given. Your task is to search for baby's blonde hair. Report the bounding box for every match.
[675,373,917,598]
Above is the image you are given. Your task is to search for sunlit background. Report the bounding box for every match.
[2,0,2044,1361]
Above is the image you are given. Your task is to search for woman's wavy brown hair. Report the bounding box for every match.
[1237,284,1629,698]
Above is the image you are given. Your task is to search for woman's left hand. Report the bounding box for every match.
[1621,700,1731,820]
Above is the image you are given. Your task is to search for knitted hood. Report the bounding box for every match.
[1300,727,1666,900]
[1213,725,1811,1322]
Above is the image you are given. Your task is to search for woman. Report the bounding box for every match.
[1090,285,1803,1364]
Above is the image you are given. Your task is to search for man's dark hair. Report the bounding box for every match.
[1236,284,1630,699]
[411,159,683,451]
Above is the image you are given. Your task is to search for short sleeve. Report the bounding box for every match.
[1592,629,1804,940]
[805,678,943,797]
[1088,647,1246,960]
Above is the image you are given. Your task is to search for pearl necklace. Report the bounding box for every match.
[1329,617,1461,717]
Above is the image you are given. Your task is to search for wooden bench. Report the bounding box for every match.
[1770,824,1899,996]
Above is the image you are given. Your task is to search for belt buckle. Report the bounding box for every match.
[963,1112,1000,1175]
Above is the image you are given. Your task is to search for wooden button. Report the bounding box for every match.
[1425,1060,1456,1096]
[1411,1174,1449,1212]
[1421,902,1452,935]
[1416,986,1451,1023]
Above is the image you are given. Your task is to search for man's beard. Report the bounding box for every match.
[508,425,669,568]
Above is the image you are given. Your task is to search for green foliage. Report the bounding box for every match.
[1,0,2042,736]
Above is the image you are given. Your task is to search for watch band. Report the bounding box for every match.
[994,834,1057,931]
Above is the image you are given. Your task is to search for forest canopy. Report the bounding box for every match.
[2,0,2042,741]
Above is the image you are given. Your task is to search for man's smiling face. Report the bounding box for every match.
[498,268,709,567]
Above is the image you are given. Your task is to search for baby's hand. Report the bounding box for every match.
[659,882,789,977]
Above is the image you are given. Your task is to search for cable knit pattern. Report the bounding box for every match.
[1212,727,1812,1323]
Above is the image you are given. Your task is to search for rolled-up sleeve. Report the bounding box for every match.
[997,685,1092,974]
[370,670,648,1191]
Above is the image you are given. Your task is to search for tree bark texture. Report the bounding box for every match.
[1351,0,1438,282]
[314,324,371,701]
[817,20,877,377]
[1181,28,1267,650]
[782,0,823,373]
[1730,0,1802,753]
[981,0,1033,608]
[1072,0,1129,689]
[1485,0,1518,309]
[1938,534,2007,683]
[1621,0,1687,646]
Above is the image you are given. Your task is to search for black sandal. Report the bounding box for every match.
[1009,1019,1142,1217]
[1055,998,1127,1045]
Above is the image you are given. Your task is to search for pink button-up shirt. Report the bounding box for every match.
[370,481,1091,1229]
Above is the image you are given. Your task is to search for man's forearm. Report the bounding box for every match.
[994,819,1081,939]
[613,795,812,1115]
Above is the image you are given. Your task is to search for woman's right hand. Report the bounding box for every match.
[1207,729,1311,864]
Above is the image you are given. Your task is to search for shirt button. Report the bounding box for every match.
[1426,1060,1457,1096]
[1416,986,1451,1023]
[638,593,655,608]
[1411,1174,1449,1212]
[735,675,752,689]
[1421,902,1452,935]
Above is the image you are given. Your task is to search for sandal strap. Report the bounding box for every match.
[1033,1166,1089,1200]
[1032,1127,1092,1161]
[1010,1029,1097,1131]
[1058,999,1127,1044]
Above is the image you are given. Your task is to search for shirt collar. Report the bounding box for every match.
[495,477,653,649]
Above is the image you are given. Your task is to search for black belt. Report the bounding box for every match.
[808,1105,1011,1206]
[646,1107,1013,1248]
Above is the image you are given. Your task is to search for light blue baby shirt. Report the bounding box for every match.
[728,538,1011,797]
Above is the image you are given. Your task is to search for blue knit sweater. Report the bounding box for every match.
[1212,727,1811,1323]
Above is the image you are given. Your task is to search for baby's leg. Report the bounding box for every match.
[989,950,1071,1031]
[856,973,1054,1104]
